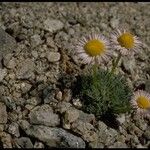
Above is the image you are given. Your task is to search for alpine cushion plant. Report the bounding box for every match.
[77,68,132,118]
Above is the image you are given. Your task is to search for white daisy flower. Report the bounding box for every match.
[110,28,142,56]
[76,33,112,65]
[130,90,150,119]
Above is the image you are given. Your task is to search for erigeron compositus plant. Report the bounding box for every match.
[130,90,150,119]
[74,28,147,119]
[76,33,111,65]
[110,28,142,73]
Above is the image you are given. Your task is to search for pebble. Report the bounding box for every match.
[43,19,64,33]
[72,98,82,108]
[16,59,35,79]
[0,132,12,148]
[34,141,45,148]
[30,34,42,48]
[8,122,20,137]
[29,104,60,127]
[0,68,7,82]
[46,52,61,62]
[14,137,33,148]
[71,120,98,142]
[24,125,86,148]
[0,102,8,124]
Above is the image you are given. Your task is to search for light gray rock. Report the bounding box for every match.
[55,102,72,114]
[26,97,41,106]
[1,96,16,110]
[62,89,72,102]
[108,141,128,148]
[43,19,64,33]
[143,128,150,140]
[47,52,60,62]
[20,82,32,94]
[34,141,45,148]
[24,125,86,148]
[30,34,42,48]
[93,121,119,147]
[29,104,60,127]
[0,68,7,82]
[122,56,136,74]
[78,110,95,124]
[71,120,98,142]
[8,122,20,137]
[0,27,16,64]
[0,102,7,124]
[14,137,33,148]
[16,59,35,79]
[62,108,79,129]
[31,50,38,59]
[72,98,82,108]
[116,114,126,125]
[0,132,12,148]
[55,91,63,101]
[3,54,16,69]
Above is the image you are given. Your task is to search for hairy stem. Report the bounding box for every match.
[111,53,122,74]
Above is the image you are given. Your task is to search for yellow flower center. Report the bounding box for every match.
[84,39,106,56]
[137,96,150,109]
[117,33,134,49]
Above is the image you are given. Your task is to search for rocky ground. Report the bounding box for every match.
[0,2,150,148]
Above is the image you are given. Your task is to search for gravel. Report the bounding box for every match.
[0,2,149,148]
[29,104,60,127]
[0,102,8,124]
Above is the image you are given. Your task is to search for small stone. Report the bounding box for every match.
[72,98,82,108]
[0,124,4,132]
[116,114,126,125]
[25,104,35,110]
[14,137,33,148]
[55,91,63,101]
[0,27,16,62]
[63,108,79,129]
[62,89,72,102]
[0,132,12,148]
[3,54,16,69]
[34,141,44,148]
[78,110,96,124]
[29,104,60,127]
[97,121,107,131]
[1,96,16,110]
[0,68,7,82]
[55,102,72,114]
[143,129,150,140]
[16,59,35,79]
[19,120,30,131]
[8,122,20,137]
[47,52,60,62]
[108,141,128,148]
[43,19,64,33]
[71,120,98,142]
[110,17,119,28]
[26,97,41,106]
[24,125,86,148]
[122,56,136,75]
[30,34,42,48]
[31,50,38,59]
[20,82,32,93]
[0,102,7,124]
[136,144,147,148]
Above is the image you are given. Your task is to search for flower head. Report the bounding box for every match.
[130,90,150,119]
[76,33,111,64]
[110,28,142,55]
